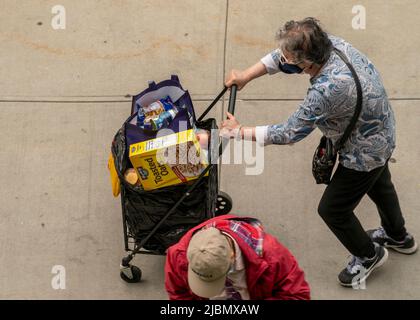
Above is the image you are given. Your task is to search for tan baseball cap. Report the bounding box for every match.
[187,227,232,298]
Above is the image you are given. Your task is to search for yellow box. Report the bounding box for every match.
[129,129,209,190]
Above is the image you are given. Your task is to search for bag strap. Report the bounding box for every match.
[333,48,363,151]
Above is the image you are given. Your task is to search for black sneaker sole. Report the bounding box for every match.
[385,241,418,255]
[338,248,389,288]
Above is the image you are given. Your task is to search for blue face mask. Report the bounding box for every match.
[278,62,304,74]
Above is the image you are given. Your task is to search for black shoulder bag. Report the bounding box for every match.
[312,48,363,185]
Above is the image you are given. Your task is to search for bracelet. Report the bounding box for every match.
[237,125,244,137]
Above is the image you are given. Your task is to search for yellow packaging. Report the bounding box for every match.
[107,153,121,197]
[129,129,208,190]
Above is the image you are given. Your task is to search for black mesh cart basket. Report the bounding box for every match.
[111,75,236,282]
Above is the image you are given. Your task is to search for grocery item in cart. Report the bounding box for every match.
[137,96,179,131]
[129,129,208,190]
[124,168,141,186]
[145,106,180,131]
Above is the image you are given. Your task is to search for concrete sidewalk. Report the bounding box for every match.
[1,0,419,299]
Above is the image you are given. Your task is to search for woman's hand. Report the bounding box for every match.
[225,69,250,91]
[220,112,241,138]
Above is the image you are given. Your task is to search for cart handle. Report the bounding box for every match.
[197,84,238,122]
[227,84,237,116]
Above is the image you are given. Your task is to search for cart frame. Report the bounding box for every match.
[118,84,238,282]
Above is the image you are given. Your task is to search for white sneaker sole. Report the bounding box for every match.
[339,248,389,288]
[386,241,418,255]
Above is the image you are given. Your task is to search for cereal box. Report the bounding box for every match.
[128,129,208,190]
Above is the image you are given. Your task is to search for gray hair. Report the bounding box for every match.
[276,17,333,65]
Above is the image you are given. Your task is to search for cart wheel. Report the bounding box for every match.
[120,265,142,283]
[215,191,233,216]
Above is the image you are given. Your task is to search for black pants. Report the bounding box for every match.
[318,162,407,258]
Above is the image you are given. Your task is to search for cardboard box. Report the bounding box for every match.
[129,129,208,190]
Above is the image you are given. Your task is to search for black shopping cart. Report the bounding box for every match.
[111,75,237,282]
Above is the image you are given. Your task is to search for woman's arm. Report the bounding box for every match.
[225,61,268,90]
[220,89,329,145]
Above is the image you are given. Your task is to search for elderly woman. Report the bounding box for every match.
[222,17,417,287]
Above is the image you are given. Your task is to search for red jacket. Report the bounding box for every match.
[164,215,311,300]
